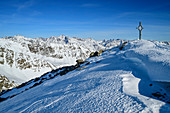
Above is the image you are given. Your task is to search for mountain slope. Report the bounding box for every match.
[0,40,169,113]
[0,35,124,86]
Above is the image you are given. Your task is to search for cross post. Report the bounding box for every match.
[136,21,144,40]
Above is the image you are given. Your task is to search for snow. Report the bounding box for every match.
[0,35,124,85]
[0,39,169,112]
[123,40,170,82]
[120,73,140,96]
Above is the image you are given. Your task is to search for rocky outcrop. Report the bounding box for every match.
[0,48,14,67]
[76,59,87,65]
[161,41,170,45]
[89,49,104,58]
[0,47,52,71]
[119,41,128,50]
[0,74,15,93]
[0,47,5,64]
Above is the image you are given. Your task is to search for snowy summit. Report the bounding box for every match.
[0,39,170,113]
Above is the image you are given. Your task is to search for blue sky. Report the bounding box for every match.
[0,0,170,41]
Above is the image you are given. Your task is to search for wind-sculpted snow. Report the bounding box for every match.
[0,40,169,113]
[123,40,170,82]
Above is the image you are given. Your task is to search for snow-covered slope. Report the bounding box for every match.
[0,40,169,113]
[123,40,170,82]
[0,35,124,88]
[0,37,53,85]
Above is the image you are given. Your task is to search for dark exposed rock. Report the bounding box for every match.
[0,97,7,102]
[76,59,87,65]
[0,47,5,52]
[152,92,165,99]
[6,49,14,67]
[0,60,4,65]
[119,41,128,50]
[151,91,170,103]
[89,49,104,58]
[162,41,170,45]
[0,74,15,93]
[149,84,152,86]
[89,52,96,57]
[96,61,101,63]
[51,54,63,59]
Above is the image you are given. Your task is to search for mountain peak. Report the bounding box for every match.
[59,34,66,38]
[2,35,31,42]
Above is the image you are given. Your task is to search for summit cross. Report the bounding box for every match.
[136,21,144,40]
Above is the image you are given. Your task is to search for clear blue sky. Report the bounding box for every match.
[0,0,170,41]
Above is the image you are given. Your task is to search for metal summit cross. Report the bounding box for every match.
[136,21,144,40]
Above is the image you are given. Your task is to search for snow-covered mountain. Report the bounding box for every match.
[0,39,169,112]
[161,41,170,45]
[0,35,124,87]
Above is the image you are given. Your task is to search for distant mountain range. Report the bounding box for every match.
[0,35,125,91]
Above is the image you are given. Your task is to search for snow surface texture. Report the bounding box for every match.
[0,35,124,85]
[0,40,169,113]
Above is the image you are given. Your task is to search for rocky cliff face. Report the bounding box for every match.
[0,74,16,93]
[161,41,170,45]
[0,47,52,71]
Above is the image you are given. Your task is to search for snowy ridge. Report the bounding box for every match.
[0,40,169,112]
[0,35,124,86]
[123,40,170,82]
[0,60,89,102]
